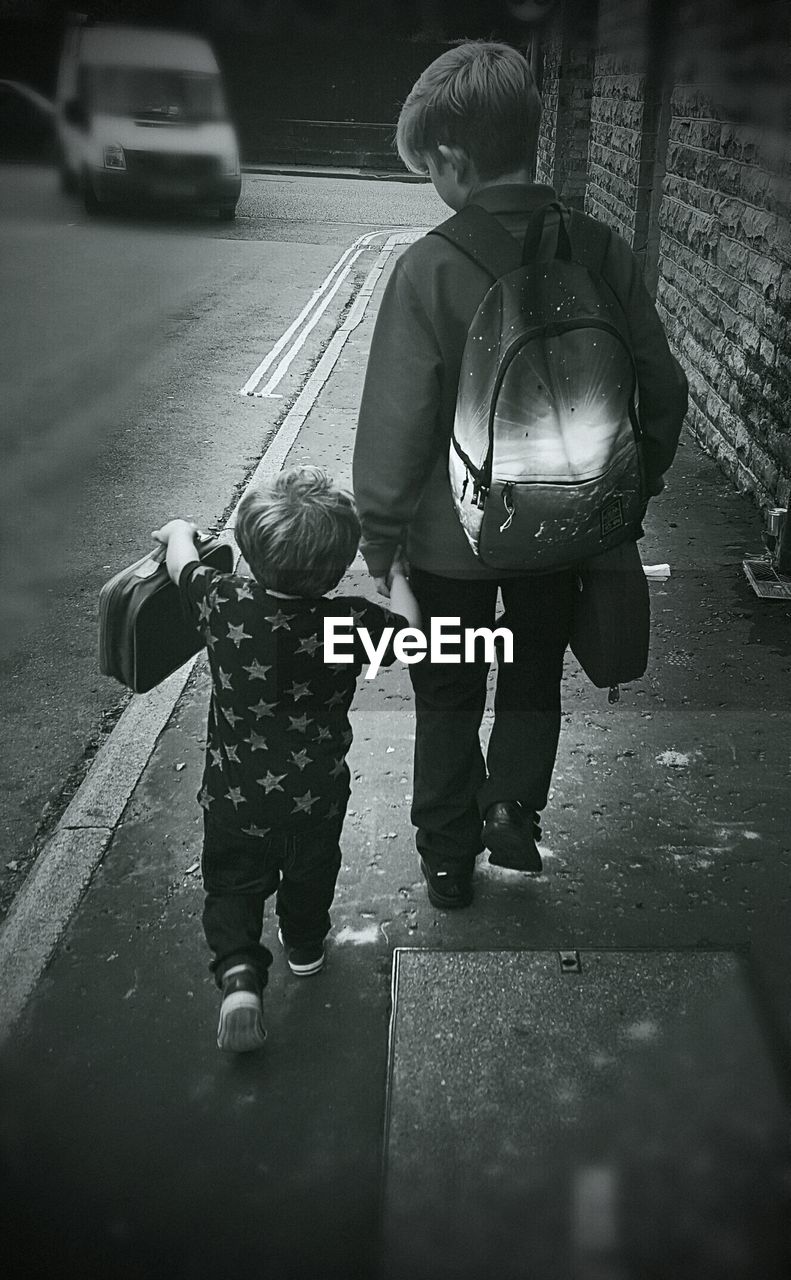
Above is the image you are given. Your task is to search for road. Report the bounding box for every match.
[0,163,446,919]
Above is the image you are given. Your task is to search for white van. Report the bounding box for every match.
[55,22,241,219]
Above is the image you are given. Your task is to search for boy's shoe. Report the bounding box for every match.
[420,857,474,909]
[483,802,543,873]
[277,928,325,976]
[216,963,266,1053]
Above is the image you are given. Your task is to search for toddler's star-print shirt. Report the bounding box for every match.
[179,563,405,834]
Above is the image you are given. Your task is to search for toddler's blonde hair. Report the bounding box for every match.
[235,466,360,598]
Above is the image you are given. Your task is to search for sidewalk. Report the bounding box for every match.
[1,232,790,1280]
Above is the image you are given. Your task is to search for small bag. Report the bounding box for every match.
[98,534,234,693]
[569,539,650,700]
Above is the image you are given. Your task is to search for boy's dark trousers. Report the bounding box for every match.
[408,567,574,870]
[201,812,344,986]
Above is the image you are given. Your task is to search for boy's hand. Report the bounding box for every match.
[151,519,198,548]
[374,549,409,599]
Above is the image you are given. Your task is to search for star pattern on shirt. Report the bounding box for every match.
[183,568,386,827]
[292,791,318,815]
[250,699,277,719]
[296,632,321,657]
[226,787,245,810]
[268,608,295,631]
[227,622,252,648]
[285,680,311,702]
[243,659,272,681]
[257,770,287,794]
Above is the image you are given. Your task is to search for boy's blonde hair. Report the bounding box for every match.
[235,466,360,598]
[396,41,542,180]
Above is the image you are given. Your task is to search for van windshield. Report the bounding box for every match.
[84,67,227,123]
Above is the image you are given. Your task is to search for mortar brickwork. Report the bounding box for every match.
[540,0,791,508]
[535,10,594,211]
[657,89,791,504]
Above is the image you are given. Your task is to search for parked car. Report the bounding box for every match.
[55,21,241,219]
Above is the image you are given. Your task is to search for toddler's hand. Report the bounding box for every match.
[151,519,198,548]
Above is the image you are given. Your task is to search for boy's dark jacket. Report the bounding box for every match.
[353,183,689,580]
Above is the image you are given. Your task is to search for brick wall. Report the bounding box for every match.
[584,42,667,278]
[539,0,791,506]
[535,0,595,210]
[657,96,791,503]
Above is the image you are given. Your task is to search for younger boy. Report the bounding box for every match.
[152,465,419,1053]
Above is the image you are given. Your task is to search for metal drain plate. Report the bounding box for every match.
[743,558,791,599]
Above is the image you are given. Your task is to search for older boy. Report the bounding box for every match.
[153,466,419,1052]
[353,41,687,909]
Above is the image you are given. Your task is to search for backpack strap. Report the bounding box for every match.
[431,199,581,280]
[565,208,611,278]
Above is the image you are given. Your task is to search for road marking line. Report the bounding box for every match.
[252,248,366,398]
[0,226,424,1042]
[238,229,381,397]
[228,232,421,503]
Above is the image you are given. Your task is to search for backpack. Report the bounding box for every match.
[431,200,646,572]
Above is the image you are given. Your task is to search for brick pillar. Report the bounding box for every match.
[584,0,671,287]
[534,0,596,210]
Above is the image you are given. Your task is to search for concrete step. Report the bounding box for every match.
[381,948,790,1280]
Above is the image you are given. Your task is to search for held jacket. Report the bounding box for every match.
[353,183,689,581]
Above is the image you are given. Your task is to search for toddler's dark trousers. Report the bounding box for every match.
[201,812,344,986]
[408,566,574,870]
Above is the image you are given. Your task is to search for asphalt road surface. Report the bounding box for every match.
[0,163,446,918]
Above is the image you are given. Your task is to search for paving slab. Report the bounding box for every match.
[381,948,791,1280]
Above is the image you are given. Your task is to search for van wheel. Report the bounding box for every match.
[218,203,236,222]
[59,162,77,195]
[82,174,100,215]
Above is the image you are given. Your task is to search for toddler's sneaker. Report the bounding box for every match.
[278,927,325,976]
[216,963,266,1053]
